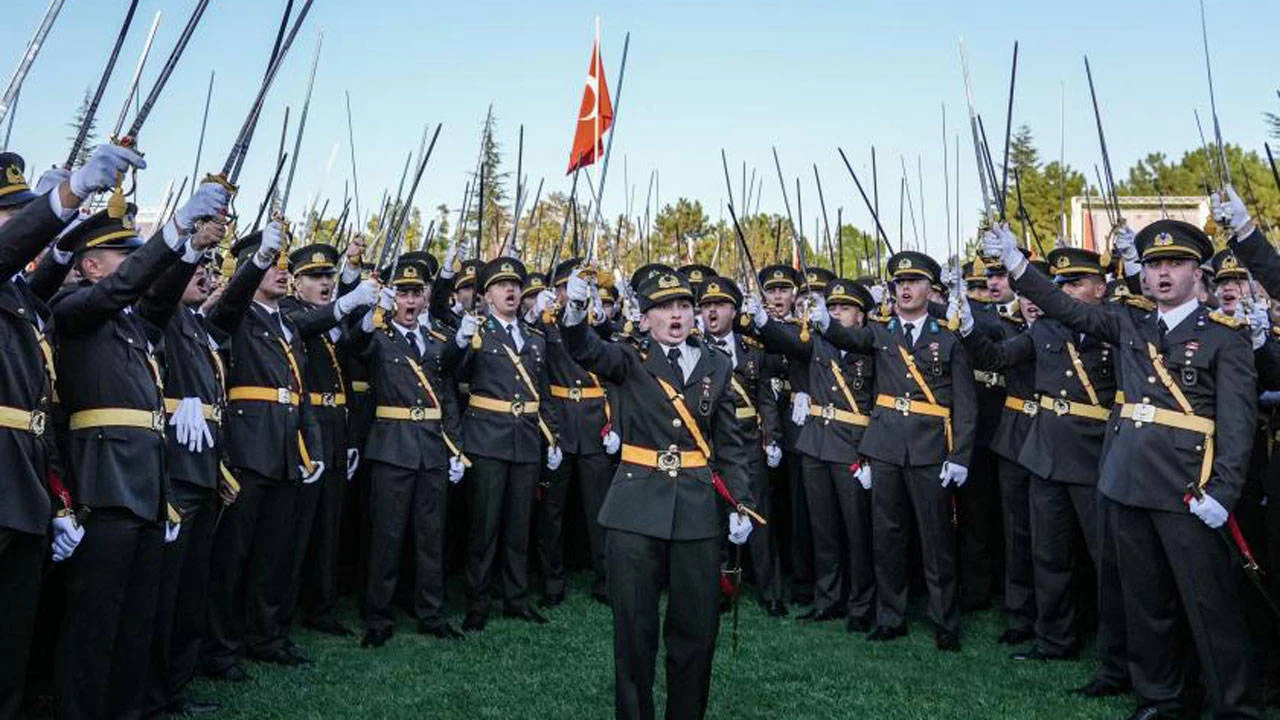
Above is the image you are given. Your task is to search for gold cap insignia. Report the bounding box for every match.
[312,251,326,264]
[1055,254,1070,268]
[4,165,22,185]
[1222,254,1239,270]
[705,282,721,295]
[689,269,704,282]
[772,269,785,279]
[658,274,679,289]
[404,265,419,279]
[898,257,913,270]
[832,283,845,295]
[500,261,514,273]
[1153,232,1174,247]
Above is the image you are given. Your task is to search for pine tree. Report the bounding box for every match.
[66,87,98,168]
[465,111,512,258]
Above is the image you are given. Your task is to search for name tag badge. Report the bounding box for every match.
[1181,367,1198,387]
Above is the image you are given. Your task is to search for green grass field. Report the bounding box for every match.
[187,574,1146,719]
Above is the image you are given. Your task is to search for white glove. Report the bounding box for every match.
[377,287,397,311]
[448,456,466,483]
[854,462,872,490]
[35,167,71,196]
[603,430,621,455]
[808,294,830,332]
[1248,303,1270,351]
[951,293,974,336]
[1212,185,1254,238]
[939,461,969,488]
[174,181,232,233]
[346,448,360,481]
[169,397,214,453]
[441,243,459,278]
[869,283,886,305]
[533,289,556,317]
[982,223,1025,276]
[301,461,325,485]
[51,515,85,562]
[455,313,480,348]
[940,264,959,290]
[164,521,182,544]
[1113,224,1138,262]
[745,294,769,329]
[728,512,753,545]
[254,221,285,266]
[68,144,146,198]
[337,278,379,316]
[765,443,782,468]
[566,269,592,306]
[546,445,563,471]
[1189,493,1228,529]
[790,391,811,426]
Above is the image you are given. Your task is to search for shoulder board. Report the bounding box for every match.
[782,317,801,325]
[740,335,762,349]
[525,325,544,337]
[428,329,447,342]
[868,312,891,324]
[1271,325,1280,339]
[1121,295,1156,312]
[1208,310,1243,329]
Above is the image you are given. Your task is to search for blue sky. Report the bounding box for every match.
[3,0,1278,260]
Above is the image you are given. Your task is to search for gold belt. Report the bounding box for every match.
[808,404,871,427]
[735,407,757,420]
[351,380,371,393]
[620,443,708,474]
[308,392,347,408]
[875,394,950,419]
[1037,394,1110,422]
[974,370,1006,388]
[375,406,443,422]
[163,398,223,422]
[1119,403,1215,434]
[549,385,606,401]
[1004,396,1037,416]
[469,395,540,416]
[227,386,300,406]
[69,408,165,433]
[0,406,46,436]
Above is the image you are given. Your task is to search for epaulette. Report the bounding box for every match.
[1208,310,1243,329]
[741,335,762,349]
[1271,325,1280,339]
[868,312,891,324]
[1119,295,1156,312]
[525,325,544,337]
[428,329,447,343]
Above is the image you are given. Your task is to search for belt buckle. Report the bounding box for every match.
[821,404,836,422]
[28,410,46,437]
[1023,401,1038,417]
[410,407,426,422]
[152,410,166,433]
[657,444,681,476]
[1133,403,1156,424]
[893,396,911,415]
[322,392,336,408]
[1053,398,1070,416]
[276,387,292,405]
[510,400,525,416]
[568,387,582,401]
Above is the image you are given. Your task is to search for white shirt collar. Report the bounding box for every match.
[1157,297,1200,333]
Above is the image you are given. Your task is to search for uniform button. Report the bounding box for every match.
[672,418,682,428]
[1148,376,1156,384]
[16,307,24,314]
[1142,397,1150,403]
[1065,370,1074,377]
[1059,389,1067,397]
[1195,445,1203,451]
[831,386,837,392]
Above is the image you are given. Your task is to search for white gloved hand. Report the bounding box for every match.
[169,397,214,453]
[1189,494,1228,529]
[448,456,466,483]
[940,264,959,290]
[68,144,146,198]
[808,294,830,332]
[174,181,232,233]
[951,292,974,336]
[745,294,769,329]
[1213,185,1254,238]
[790,391,811,426]
[441,243,459,278]
[346,448,360,481]
[1113,224,1138,262]
[869,283,886,305]
[254,221,285,266]
[728,512,753,545]
[939,461,969,488]
[982,223,1025,275]
[35,167,71,196]
[300,461,325,485]
[603,430,621,455]
[546,445,563,471]
[377,287,397,312]
[533,289,556,317]
[455,313,480,348]
[765,443,782,468]
[164,521,182,544]
[854,462,872,490]
[1249,303,1270,351]
[566,269,592,307]
[51,515,85,562]
[337,278,380,316]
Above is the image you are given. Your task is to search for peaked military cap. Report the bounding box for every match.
[802,267,835,292]
[1136,219,1213,264]
[758,264,799,290]
[638,269,694,311]
[1209,248,1248,283]
[288,243,339,276]
[887,250,940,284]
[398,250,439,280]
[1046,247,1104,282]
[698,277,742,308]
[553,257,582,286]
[826,278,875,311]
[478,257,527,291]
[455,258,483,289]
[387,259,429,288]
[523,272,548,299]
[61,202,144,255]
[0,152,36,208]
[630,262,675,293]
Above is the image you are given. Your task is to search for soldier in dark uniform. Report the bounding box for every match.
[349,257,467,647]
[700,277,786,616]
[521,271,548,318]
[806,251,978,651]
[533,257,617,606]
[451,257,562,631]
[279,243,378,641]
[989,218,1260,718]
[954,247,1131,692]
[749,278,878,629]
[51,165,228,720]
[561,266,756,720]
[431,250,482,331]
[203,223,325,680]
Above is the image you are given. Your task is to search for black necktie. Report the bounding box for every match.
[903,322,915,347]
[1157,318,1169,351]
[406,331,422,359]
[667,346,683,379]
[503,323,517,349]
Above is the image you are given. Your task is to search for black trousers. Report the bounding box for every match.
[607,529,720,720]
[365,461,448,632]
[302,456,346,624]
[144,485,218,715]
[1029,477,1098,655]
[957,446,999,610]
[56,509,163,720]
[1106,497,1260,717]
[204,470,298,671]
[281,466,325,636]
[744,459,782,605]
[997,457,1035,633]
[869,460,958,634]
[784,450,813,602]
[537,451,612,598]
[0,528,43,720]
[466,456,539,614]
[800,456,874,619]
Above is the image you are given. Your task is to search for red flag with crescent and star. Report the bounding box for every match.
[566,36,613,174]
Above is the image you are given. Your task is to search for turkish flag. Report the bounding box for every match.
[566,39,613,174]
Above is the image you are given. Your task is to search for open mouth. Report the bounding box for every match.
[1155,279,1173,294]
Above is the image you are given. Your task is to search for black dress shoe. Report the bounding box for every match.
[845,615,872,634]
[248,646,305,666]
[539,593,565,608]
[361,628,391,648]
[591,591,610,606]
[797,606,844,622]
[203,663,251,683]
[305,617,354,637]
[1010,646,1077,661]
[461,611,488,632]
[763,600,789,618]
[503,606,549,625]
[934,631,960,652]
[1125,706,1174,720]
[1072,678,1132,698]
[997,628,1035,645]
[867,625,907,642]
[170,698,221,716]
[418,621,464,640]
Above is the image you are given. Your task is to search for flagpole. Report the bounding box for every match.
[585,29,629,266]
